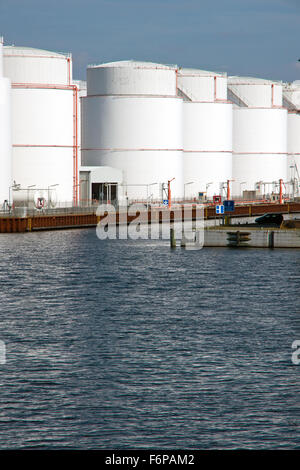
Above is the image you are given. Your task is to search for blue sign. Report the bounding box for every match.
[163,199,169,206]
[216,205,224,214]
[224,200,235,212]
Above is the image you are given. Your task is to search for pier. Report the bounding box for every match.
[0,201,300,234]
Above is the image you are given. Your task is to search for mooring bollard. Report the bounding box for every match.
[170,227,176,248]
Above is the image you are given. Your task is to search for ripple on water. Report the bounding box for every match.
[0,230,299,449]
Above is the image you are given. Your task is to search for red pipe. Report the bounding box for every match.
[12,83,75,90]
[214,76,217,101]
[13,144,73,147]
[73,85,79,205]
[227,179,230,200]
[67,57,71,85]
[168,178,175,209]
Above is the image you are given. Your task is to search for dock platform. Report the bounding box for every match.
[0,202,300,234]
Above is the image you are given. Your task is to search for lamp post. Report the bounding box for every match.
[290,165,295,198]
[9,182,21,210]
[279,178,283,204]
[205,182,213,200]
[184,182,194,202]
[27,184,36,208]
[289,164,300,198]
[48,184,59,209]
[226,179,234,200]
[146,182,158,208]
[168,178,175,209]
[240,181,246,198]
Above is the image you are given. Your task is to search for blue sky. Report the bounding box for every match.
[0,0,299,82]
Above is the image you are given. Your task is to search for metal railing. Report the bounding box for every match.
[1,195,299,219]
[0,201,100,218]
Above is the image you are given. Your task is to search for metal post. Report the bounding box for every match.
[205,182,213,200]
[48,184,59,210]
[168,178,175,209]
[170,226,176,248]
[240,181,246,198]
[227,179,230,200]
[27,184,36,209]
[184,181,194,203]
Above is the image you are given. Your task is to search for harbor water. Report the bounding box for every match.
[0,228,299,449]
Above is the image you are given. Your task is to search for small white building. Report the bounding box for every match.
[80,166,123,205]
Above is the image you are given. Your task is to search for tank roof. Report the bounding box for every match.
[88,60,177,70]
[178,67,226,77]
[228,75,282,85]
[3,45,71,58]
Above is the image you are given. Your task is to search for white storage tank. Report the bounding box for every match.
[228,76,287,197]
[73,79,87,170]
[283,82,300,190]
[228,76,283,108]
[86,60,177,97]
[0,37,12,205]
[3,46,72,85]
[3,45,78,206]
[82,61,183,200]
[177,68,232,198]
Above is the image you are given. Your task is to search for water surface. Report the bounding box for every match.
[0,229,299,449]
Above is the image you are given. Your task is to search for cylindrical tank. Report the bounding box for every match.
[0,37,3,76]
[3,46,71,85]
[3,46,77,205]
[183,102,232,197]
[284,82,300,186]
[287,112,300,180]
[0,38,12,205]
[177,68,228,102]
[228,76,287,196]
[228,76,283,107]
[73,79,87,172]
[232,108,287,193]
[177,68,232,198]
[87,60,177,97]
[82,61,183,200]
